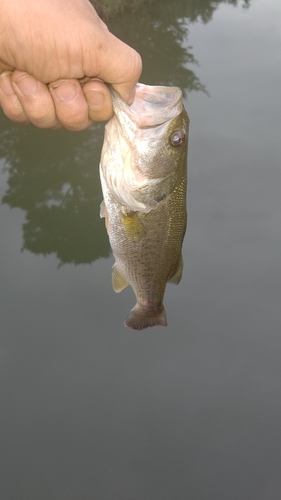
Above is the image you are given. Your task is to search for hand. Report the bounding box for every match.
[0,0,142,130]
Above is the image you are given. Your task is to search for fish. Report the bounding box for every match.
[99,83,189,330]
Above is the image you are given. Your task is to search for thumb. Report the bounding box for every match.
[92,32,142,104]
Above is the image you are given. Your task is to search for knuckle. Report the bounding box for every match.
[31,114,57,128]
[26,105,53,124]
[131,51,142,81]
[62,116,91,131]
[88,107,112,122]
[56,101,89,130]
[1,99,29,123]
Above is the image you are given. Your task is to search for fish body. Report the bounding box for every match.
[100,83,189,330]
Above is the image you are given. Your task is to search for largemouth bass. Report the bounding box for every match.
[100,83,189,330]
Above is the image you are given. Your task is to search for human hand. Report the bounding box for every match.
[0,0,142,130]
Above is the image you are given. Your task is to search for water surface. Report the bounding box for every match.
[0,1,281,498]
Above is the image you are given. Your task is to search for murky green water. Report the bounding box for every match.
[1,1,280,498]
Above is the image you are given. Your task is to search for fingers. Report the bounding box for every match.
[0,71,30,124]
[12,71,60,128]
[48,79,92,130]
[0,71,114,129]
[49,78,114,125]
[0,70,62,128]
[82,79,113,122]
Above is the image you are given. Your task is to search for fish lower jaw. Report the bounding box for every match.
[124,301,167,331]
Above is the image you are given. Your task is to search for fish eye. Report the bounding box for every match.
[169,130,186,148]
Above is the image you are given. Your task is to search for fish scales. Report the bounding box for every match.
[100,83,189,330]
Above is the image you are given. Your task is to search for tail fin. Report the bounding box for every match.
[124,303,167,331]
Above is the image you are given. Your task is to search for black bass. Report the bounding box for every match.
[100,83,189,330]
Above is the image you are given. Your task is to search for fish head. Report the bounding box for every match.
[100,83,189,212]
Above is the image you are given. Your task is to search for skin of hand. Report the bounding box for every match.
[0,0,142,130]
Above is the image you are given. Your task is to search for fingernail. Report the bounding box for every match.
[0,70,13,80]
[84,90,105,109]
[50,82,77,102]
[13,74,38,96]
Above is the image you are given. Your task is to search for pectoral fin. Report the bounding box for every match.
[120,209,145,242]
[168,254,183,284]
[100,200,106,218]
[112,264,129,293]
[100,200,109,231]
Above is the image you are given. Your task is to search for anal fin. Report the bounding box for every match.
[112,264,129,293]
[168,254,184,285]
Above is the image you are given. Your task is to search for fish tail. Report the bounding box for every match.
[124,303,167,331]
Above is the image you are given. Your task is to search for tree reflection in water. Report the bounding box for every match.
[0,124,107,264]
[0,0,250,265]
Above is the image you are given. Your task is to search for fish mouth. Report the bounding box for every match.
[112,83,183,129]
